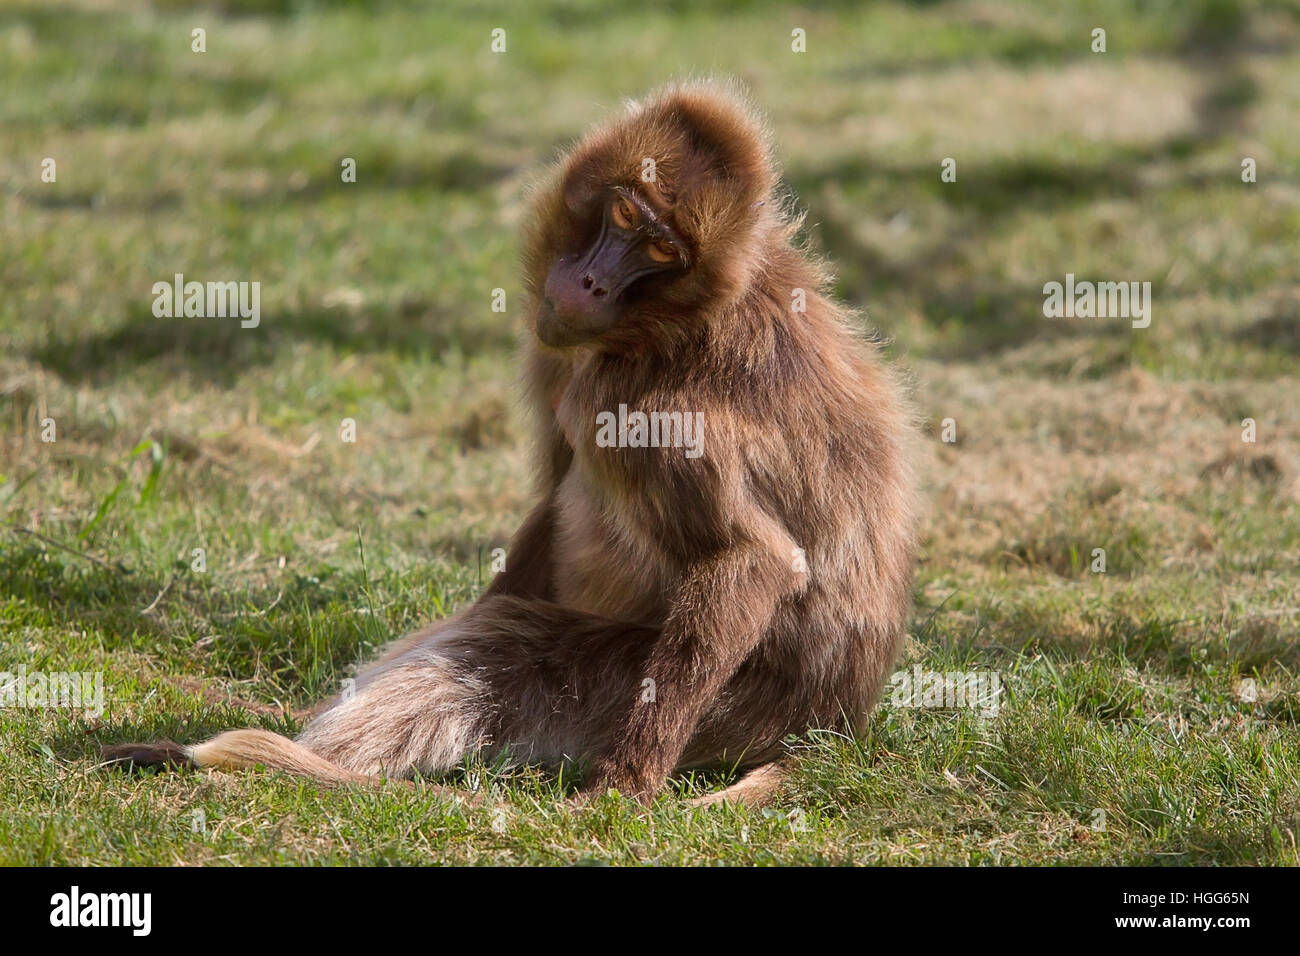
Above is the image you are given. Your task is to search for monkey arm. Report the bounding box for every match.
[483,499,557,601]
[523,342,575,485]
[483,346,574,603]
[584,516,806,802]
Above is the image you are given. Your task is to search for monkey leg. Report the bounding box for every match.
[105,594,790,795]
[687,761,789,809]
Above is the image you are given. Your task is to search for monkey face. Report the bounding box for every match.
[526,83,782,351]
[537,187,690,348]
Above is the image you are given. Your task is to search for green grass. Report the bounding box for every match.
[2,0,1298,865]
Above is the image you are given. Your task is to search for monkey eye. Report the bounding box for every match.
[611,196,639,229]
[647,239,678,263]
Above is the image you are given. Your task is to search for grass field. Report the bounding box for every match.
[2,0,1298,865]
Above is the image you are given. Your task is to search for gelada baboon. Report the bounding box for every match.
[105,81,919,806]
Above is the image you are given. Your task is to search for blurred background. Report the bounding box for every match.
[1,0,1298,864]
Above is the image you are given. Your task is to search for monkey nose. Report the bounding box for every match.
[545,271,607,323]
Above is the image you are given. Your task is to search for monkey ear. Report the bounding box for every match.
[653,83,777,203]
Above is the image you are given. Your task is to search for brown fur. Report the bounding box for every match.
[102,81,919,806]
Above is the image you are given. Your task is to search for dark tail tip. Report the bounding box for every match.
[100,740,193,771]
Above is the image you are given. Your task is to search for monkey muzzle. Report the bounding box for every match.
[537,220,667,347]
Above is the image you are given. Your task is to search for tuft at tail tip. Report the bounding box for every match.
[100,740,194,771]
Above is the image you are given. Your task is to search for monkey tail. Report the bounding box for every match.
[101,729,381,787]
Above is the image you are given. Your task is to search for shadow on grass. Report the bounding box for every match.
[0,540,403,693]
[1121,822,1288,866]
[30,301,516,387]
[17,0,1280,375]
[1235,310,1300,355]
[911,582,1300,677]
[784,17,1271,361]
[0,541,177,648]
